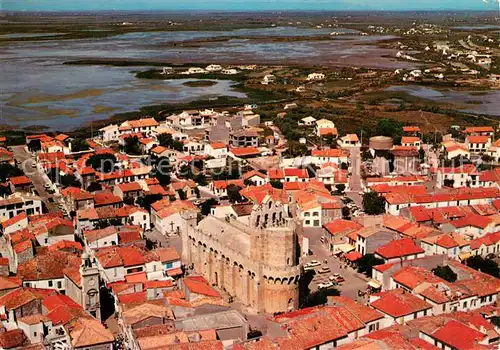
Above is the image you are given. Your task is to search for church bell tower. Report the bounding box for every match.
[80,252,101,321]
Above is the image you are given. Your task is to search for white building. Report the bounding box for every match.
[307,73,325,81]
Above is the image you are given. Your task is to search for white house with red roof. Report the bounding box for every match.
[401,136,422,148]
[204,142,228,159]
[242,170,268,186]
[374,238,425,264]
[435,164,479,188]
[469,232,500,257]
[465,135,492,154]
[441,140,470,160]
[338,134,361,148]
[1,212,28,236]
[151,200,199,236]
[385,188,500,216]
[369,288,433,325]
[208,179,244,197]
[449,213,500,239]
[99,124,120,143]
[311,148,349,167]
[120,118,159,135]
[283,168,309,183]
[420,233,470,259]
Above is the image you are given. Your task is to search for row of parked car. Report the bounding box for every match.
[304,260,345,290]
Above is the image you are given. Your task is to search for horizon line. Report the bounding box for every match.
[1,9,499,13]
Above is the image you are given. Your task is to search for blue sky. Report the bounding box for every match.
[1,0,497,11]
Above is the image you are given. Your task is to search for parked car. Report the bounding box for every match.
[318,266,331,274]
[318,282,334,289]
[305,260,321,268]
[332,273,345,283]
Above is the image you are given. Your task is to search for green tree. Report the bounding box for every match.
[432,265,457,282]
[87,182,102,192]
[177,189,187,200]
[154,157,171,186]
[270,180,283,189]
[466,255,500,278]
[136,194,163,212]
[284,141,309,157]
[194,173,208,187]
[0,164,24,182]
[362,192,386,215]
[158,133,174,148]
[357,254,384,277]
[86,153,117,173]
[335,184,346,194]
[60,174,81,188]
[200,198,218,216]
[227,184,243,203]
[70,138,90,153]
[123,197,135,205]
[376,118,403,144]
[124,136,141,155]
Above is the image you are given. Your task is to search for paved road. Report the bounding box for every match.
[302,227,368,301]
[12,146,59,212]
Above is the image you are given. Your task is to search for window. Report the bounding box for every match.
[305,220,310,225]
[312,212,319,217]
[304,212,310,217]
[463,302,467,308]
[57,281,62,288]
[48,281,53,287]
[166,262,173,269]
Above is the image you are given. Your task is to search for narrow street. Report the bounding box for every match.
[302,227,368,301]
[11,145,58,212]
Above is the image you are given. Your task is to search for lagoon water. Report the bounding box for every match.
[386,85,500,117]
[0,27,408,130]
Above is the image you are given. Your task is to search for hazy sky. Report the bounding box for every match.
[1,0,497,11]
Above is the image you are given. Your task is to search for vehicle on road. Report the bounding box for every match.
[318,282,335,289]
[318,266,331,274]
[331,273,345,283]
[305,260,321,268]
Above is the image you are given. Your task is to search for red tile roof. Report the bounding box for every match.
[430,320,486,350]
[465,126,493,134]
[116,182,143,193]
[183,276,220,298]
[371,289,432,317]
[323,219,363,237]
[230,147,260,157]
[1,212,27,228]
[284,168,309,179]
[401,136,421,144]
[403,126,421,132]
[375,238,424,259]
[467,135,489,144]
[210,142,226,150]
[0,329,27,349]
[9,175,32,186]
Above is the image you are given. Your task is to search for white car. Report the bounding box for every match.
[318,282,334,289]
[318,266,331,274]
[305,260,321,268]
